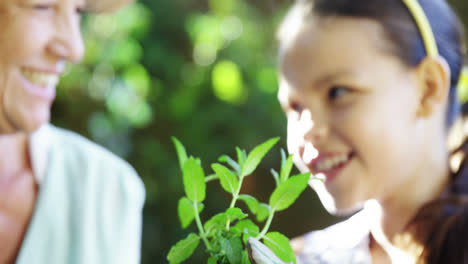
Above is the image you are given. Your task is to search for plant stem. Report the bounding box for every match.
[256,210,275,240]
[193,202,212,251]
[205,174,219,183]
[229,176,244,209]
[226,175,245,229]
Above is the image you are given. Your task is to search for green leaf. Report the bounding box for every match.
[241,137,280,177]
[236,147,247,168]
[280,150,294,183]
[232,219,259,236]
[232,219,260,244]
[270,169,280,186]
[238,194,259,215]
[225,207,247,222]
[167,233,200,264]
[221,236,243,264]
[269,173,310,211]
[264,232,295,264]
[212,163,239,195]
[204,212,228,236]
[219,154,240,173]
[183,157,206,202]
[242,250,252,264]
[172,137,188,170]
[256,203,270,222]
[178,197,204,229]
[207,256,217,264]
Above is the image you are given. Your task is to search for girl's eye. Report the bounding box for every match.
[328,86,350,101]
[289,101,303,113]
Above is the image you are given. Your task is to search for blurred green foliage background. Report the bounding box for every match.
[51,0,468,263]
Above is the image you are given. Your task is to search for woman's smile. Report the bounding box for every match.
[19,68,60,100]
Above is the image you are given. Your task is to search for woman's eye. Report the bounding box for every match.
[34,4,52,10]
[328,86,350,101]
[76,6,86,15]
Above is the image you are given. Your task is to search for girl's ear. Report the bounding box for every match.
[415,56,451,118]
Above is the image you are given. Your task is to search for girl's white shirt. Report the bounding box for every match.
[296,211,373,264]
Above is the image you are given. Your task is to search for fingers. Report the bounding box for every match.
[246,237,290,264]
[290,236,305,254]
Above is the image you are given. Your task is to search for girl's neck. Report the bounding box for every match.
[0,133,31,180]
[366,153,450,262]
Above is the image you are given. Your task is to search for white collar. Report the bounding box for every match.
[28,124,52,185]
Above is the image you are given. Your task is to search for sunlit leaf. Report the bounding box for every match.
[212,163,239,195]
[221,236,243,264]
[172,137,188,170]
[264,232,295,264]
[238,194,259,215]
[269,173,310,211]
[218,154,240,173]
[204,212,228,236]
[241,137,280,177]
[207,256,217,264]
[178,197,204,229]
[232,219,259,244]
[280,150,294,183]
[236,147,247,169]
[256,203,270,222]
[167,233,200,264]
[183,157,206,202]
[225,208,247,222]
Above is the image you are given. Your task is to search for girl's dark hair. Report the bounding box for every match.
[283,0,468,263]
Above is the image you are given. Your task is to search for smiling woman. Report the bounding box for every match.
[0,0,144,264]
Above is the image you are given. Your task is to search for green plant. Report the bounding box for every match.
[167,137,315,264]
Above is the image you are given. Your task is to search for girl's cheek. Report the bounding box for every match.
[287,118,302,154]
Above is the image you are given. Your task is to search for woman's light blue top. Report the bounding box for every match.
[16,124,145,264]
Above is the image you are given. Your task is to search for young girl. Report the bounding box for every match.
[249,0,468,263]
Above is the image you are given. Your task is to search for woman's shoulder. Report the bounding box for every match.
[292,211,372,264]
[48,125,133,170]
[44,124,145,199]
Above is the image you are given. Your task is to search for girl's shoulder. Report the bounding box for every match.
[293,211,373,264]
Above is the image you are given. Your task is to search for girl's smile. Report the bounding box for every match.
[278,16,440,214]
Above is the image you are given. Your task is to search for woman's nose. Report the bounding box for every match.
[47,11,84,63]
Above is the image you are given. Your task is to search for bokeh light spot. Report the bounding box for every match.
[194,42,217,66]
[220,16,243,41]
[212,60,246,104]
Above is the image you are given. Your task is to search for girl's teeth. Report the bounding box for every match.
[303,142,318,163]
[21,69,59,87]
[316,154,350,172]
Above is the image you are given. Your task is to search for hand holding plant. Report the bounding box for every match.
[167,137,316,264]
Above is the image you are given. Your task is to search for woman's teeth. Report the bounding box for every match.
[21,69,59,87]
[315,154,350,172]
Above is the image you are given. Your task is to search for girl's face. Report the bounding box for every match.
[278,17,428,215]
[0,0,85,134]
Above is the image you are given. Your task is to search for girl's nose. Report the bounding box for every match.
[301,109,329,146]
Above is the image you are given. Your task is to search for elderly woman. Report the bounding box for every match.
[0,0,145,263]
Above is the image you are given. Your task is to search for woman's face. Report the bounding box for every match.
[0,0,85,134]
[278,17,427,215]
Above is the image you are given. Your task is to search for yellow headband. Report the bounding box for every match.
[401,0,439,57]
[402,0,468,93]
